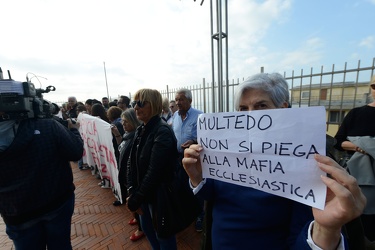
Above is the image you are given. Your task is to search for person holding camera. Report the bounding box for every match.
[0,112,83,249]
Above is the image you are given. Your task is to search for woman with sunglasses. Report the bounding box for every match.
[183,73,366,249]
[334,75,375,242]
[127,89,178,249]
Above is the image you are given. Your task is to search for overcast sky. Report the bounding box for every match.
[0,0,374,103]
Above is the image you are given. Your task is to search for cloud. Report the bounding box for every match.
[275,37,324,71]
[226,0,293,77]
[228,0,292,49]
[245,56,259,65]
[1,0,373,103]
[359,36,374,49]
[0,0,212,102]
[0,0,297,102]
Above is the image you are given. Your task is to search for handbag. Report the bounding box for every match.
[152,170,202,238]
[338,151,352,173]
[338,155,351,169]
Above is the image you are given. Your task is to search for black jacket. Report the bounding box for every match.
[127,115,178,211]
[0,118,83,225]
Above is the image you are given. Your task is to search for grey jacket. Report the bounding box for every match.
[347,136,375,214]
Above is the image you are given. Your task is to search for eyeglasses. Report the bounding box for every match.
[371,84,375,90]
[132,100,146,108]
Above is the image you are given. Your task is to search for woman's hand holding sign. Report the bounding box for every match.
[312,154,366,250]
[183,145,366,249]
[182,73,367,249]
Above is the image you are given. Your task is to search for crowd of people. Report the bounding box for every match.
[1,73,375,249]
[51,90,202,249]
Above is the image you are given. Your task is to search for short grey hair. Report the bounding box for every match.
[175,88,192,101]
[234,73,289,110]
[68,96,77,102]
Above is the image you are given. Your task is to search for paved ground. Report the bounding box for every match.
[0,162,202,250]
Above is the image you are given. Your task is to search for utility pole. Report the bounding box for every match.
[103,62,110,100]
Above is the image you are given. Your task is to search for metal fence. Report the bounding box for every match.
[159,58,375,133]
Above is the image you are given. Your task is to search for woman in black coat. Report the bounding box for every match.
[127,88,178,250]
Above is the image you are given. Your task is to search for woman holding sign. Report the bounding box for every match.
[182,73,366,250]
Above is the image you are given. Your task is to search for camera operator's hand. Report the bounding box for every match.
[67,118,80,130]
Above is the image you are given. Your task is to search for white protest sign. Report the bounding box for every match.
[78,113,122,202]
[197,106,327,209]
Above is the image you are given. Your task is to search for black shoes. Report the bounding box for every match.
[113,200,122,206]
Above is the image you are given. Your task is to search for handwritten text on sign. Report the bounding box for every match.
[78,113,122,202]
[197,106,327,209]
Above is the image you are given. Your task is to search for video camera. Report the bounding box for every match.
[0,67,56,121]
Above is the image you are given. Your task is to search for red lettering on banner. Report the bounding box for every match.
[87,138,97,150]
[79,114,119,191]
[92,122,98,136]
[98,144,107,159]
[99,144,117,168]
[108,151,117,168]
[86,121,93,135]
[86,120,99,136]
[101,163,107,173]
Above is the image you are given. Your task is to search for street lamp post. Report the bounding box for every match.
[103,62,110,100]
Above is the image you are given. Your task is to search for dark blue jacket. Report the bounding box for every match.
[0,118,83,225]
[199,179,314,249]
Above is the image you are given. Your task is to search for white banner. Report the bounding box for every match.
[197,106,327,209]
[78,113,122,202]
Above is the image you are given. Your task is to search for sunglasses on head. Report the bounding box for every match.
[371,84,375,90]
[132,100,146,108]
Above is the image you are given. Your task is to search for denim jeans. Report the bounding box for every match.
[78,157,83,169]
[139,203,177,250]
[6,194,75,250]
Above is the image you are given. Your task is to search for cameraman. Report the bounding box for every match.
[0,112,83,249]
